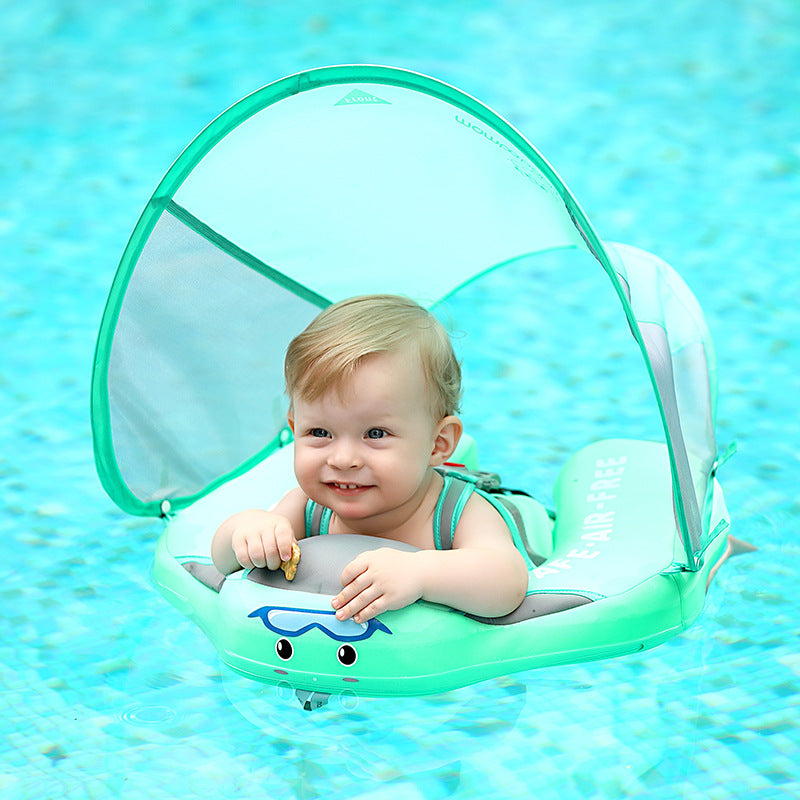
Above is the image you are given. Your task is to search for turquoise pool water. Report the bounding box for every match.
[2,1,798,798]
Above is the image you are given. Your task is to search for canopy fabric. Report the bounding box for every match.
[91,65,719,571]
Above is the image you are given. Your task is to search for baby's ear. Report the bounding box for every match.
[430,416,463,465]
[286,411,295,433]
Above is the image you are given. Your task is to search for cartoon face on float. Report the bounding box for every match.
[249,604,392,677]
[214,570,405,693]
[214,565,489,697]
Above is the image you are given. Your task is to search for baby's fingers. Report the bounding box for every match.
[232,528,279,570]
[333,560,373,620]
[273,519,297,564]
[332,583,378,622]
[339,554,369,587]
[231,532,265,569]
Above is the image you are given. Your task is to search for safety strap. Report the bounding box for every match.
[436,468,539,570]
[494,496,546,567]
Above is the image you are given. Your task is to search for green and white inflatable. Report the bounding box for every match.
[91,66,734,706]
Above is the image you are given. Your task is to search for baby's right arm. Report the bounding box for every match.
[211,487,308,575]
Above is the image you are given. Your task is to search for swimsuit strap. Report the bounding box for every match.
[434,470,538,570]
[304,499,333,537]
[303,474,499,555]
[491,494,545,568]
[433,474,476,551]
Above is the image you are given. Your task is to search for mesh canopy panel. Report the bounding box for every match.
[91,66,720,570]
[106,209,324,505]
[609,243,719,560]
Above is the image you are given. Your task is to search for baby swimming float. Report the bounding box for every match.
[91,65,737,704]
[149,435,730,705]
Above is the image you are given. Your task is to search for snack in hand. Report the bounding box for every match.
[280,541,301,581]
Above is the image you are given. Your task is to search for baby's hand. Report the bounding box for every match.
[332,548,423,623]
[217,509,297,571]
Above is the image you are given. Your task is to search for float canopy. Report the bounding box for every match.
[91,65,720,570]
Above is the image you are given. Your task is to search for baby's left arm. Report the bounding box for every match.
[332,494,529,623]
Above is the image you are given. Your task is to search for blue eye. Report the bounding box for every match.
[310,428,330,438]
[366,428,387,440]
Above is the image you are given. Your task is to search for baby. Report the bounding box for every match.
[211,294,528,623]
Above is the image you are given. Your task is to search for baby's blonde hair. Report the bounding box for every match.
[285,294,461,420]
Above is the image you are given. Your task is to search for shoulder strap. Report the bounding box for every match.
[489,493,543,568]
[435,471,539,570]
[433,474,475,550]
[304,499,333,537]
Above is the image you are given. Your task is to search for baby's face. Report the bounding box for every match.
[290,350,442,529]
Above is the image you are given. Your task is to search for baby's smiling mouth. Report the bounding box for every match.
[328,481,370,492]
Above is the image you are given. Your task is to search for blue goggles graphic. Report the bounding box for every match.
[248,605,392,642]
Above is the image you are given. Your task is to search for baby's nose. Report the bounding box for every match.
[327,440,362,469]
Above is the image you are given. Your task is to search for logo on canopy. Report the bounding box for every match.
[335,89,391,106]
